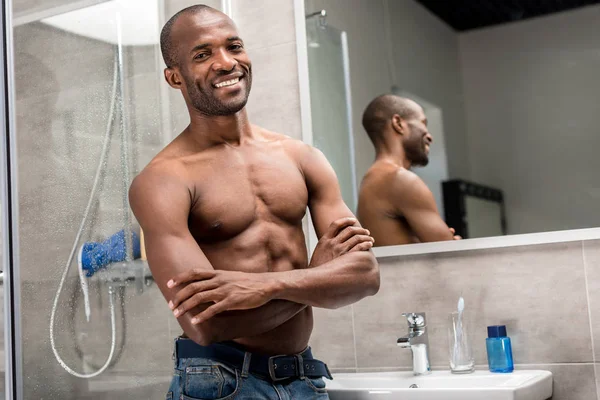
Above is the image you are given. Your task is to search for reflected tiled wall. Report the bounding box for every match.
[310,240,600,400]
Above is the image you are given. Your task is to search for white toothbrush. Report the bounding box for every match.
[454,296,465,362]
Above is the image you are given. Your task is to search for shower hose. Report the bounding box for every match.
[49,56,120,379]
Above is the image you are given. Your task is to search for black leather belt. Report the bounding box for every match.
[175,338,332,381]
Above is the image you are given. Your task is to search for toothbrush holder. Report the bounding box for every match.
[448,311,475,374]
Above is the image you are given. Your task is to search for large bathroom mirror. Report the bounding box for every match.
[298,0,600,254]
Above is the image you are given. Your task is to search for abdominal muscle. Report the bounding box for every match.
[195,225,314,356]
[234,307,313,355]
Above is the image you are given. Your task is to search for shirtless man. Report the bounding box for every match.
[357,94,460,246]
[128,5,379,399]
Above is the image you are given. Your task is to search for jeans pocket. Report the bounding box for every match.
[182,363,240,400]
[304,377,328,393]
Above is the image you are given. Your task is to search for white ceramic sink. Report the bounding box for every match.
[326,370,552,400]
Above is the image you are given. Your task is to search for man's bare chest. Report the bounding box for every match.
[186,146,308,241]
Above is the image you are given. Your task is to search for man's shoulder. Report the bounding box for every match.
[367,164,428,200]
[392,167,422,187]
[130,157,188,200]
[365,162,420,186]
[258,128,307,149]
[390,169,433,208]
[258,128,318,161]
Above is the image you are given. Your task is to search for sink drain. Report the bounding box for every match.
[409,384,419,388]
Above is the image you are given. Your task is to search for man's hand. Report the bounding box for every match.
[167,270,276,325]
[309,217,374,268]
[449,227,462,240]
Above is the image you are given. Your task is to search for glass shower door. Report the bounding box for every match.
[10,0,169,397]
[306,15,357,212]
[1,0,224,399]
[2,0,18,397]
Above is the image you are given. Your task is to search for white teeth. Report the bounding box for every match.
[215,78,240,88]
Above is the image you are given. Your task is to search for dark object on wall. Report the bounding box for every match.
[415,0,600,31]
[442,179,507,239]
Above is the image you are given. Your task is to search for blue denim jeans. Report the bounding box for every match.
[167,341,330,400]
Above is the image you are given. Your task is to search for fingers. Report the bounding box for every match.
[324,217,357,239]
[169,280,219,311]
[191,301,228,324]
[172,289,221,317]
[336,226,371,243]
[167,268,216,288]
[343,234,374,252]
[349,240,374,252]
[449,227,456,235]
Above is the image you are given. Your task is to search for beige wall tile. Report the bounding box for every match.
[352,242,591,369]
[596,364,600,400]
[529,364,597,400]
[584,240,600,363]
[164,0,222,20]
[310,306,356,369]
[232,0,296,50]
[244,42,302,140]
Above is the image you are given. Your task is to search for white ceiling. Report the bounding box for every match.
[41,0,160,46]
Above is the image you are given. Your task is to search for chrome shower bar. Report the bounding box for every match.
[306,9,326,19]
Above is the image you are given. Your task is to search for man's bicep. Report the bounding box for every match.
[143,230,214,302]
[395,177,453,242]
[129,172,215,301]
[404,208,453,242]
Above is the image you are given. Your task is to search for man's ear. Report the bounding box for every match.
[391,114,405,135]
[164,67,182,89]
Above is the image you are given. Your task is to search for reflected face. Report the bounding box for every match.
[171,11,252,116]
[402,106,432,167]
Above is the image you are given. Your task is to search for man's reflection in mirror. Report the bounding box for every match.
[357,95,461,246]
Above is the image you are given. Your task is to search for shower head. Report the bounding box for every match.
[306,9,327,27]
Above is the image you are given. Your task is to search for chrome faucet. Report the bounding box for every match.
[397,312,431,375]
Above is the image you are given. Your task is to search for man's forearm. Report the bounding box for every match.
[269,251,379,309]
[180,300,306,346]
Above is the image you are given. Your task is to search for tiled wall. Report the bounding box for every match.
[232,0,303,140]
[310,240,600,400]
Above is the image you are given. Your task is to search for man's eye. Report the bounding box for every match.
[195,53,208,60]
[230,44,243,51]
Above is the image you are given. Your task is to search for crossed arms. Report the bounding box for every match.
[392,170,460,242]
[129,145,380,346]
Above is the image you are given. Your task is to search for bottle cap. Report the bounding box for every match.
[487,325,507,338]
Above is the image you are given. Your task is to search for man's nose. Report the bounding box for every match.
[212,49,237,72]
[426,133,433,144]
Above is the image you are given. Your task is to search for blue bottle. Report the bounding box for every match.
[486,325,514,373]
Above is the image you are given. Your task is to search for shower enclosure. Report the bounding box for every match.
[305,8,357,212]
[1,0,224,399]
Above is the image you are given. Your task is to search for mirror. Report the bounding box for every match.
[303,0,600,247]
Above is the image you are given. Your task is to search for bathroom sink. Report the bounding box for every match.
[326,370,552,400]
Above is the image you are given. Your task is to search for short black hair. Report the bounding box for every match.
[160,4,217,68]
[362,94,419,144]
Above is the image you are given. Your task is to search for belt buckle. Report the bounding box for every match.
[268,356,288,382]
